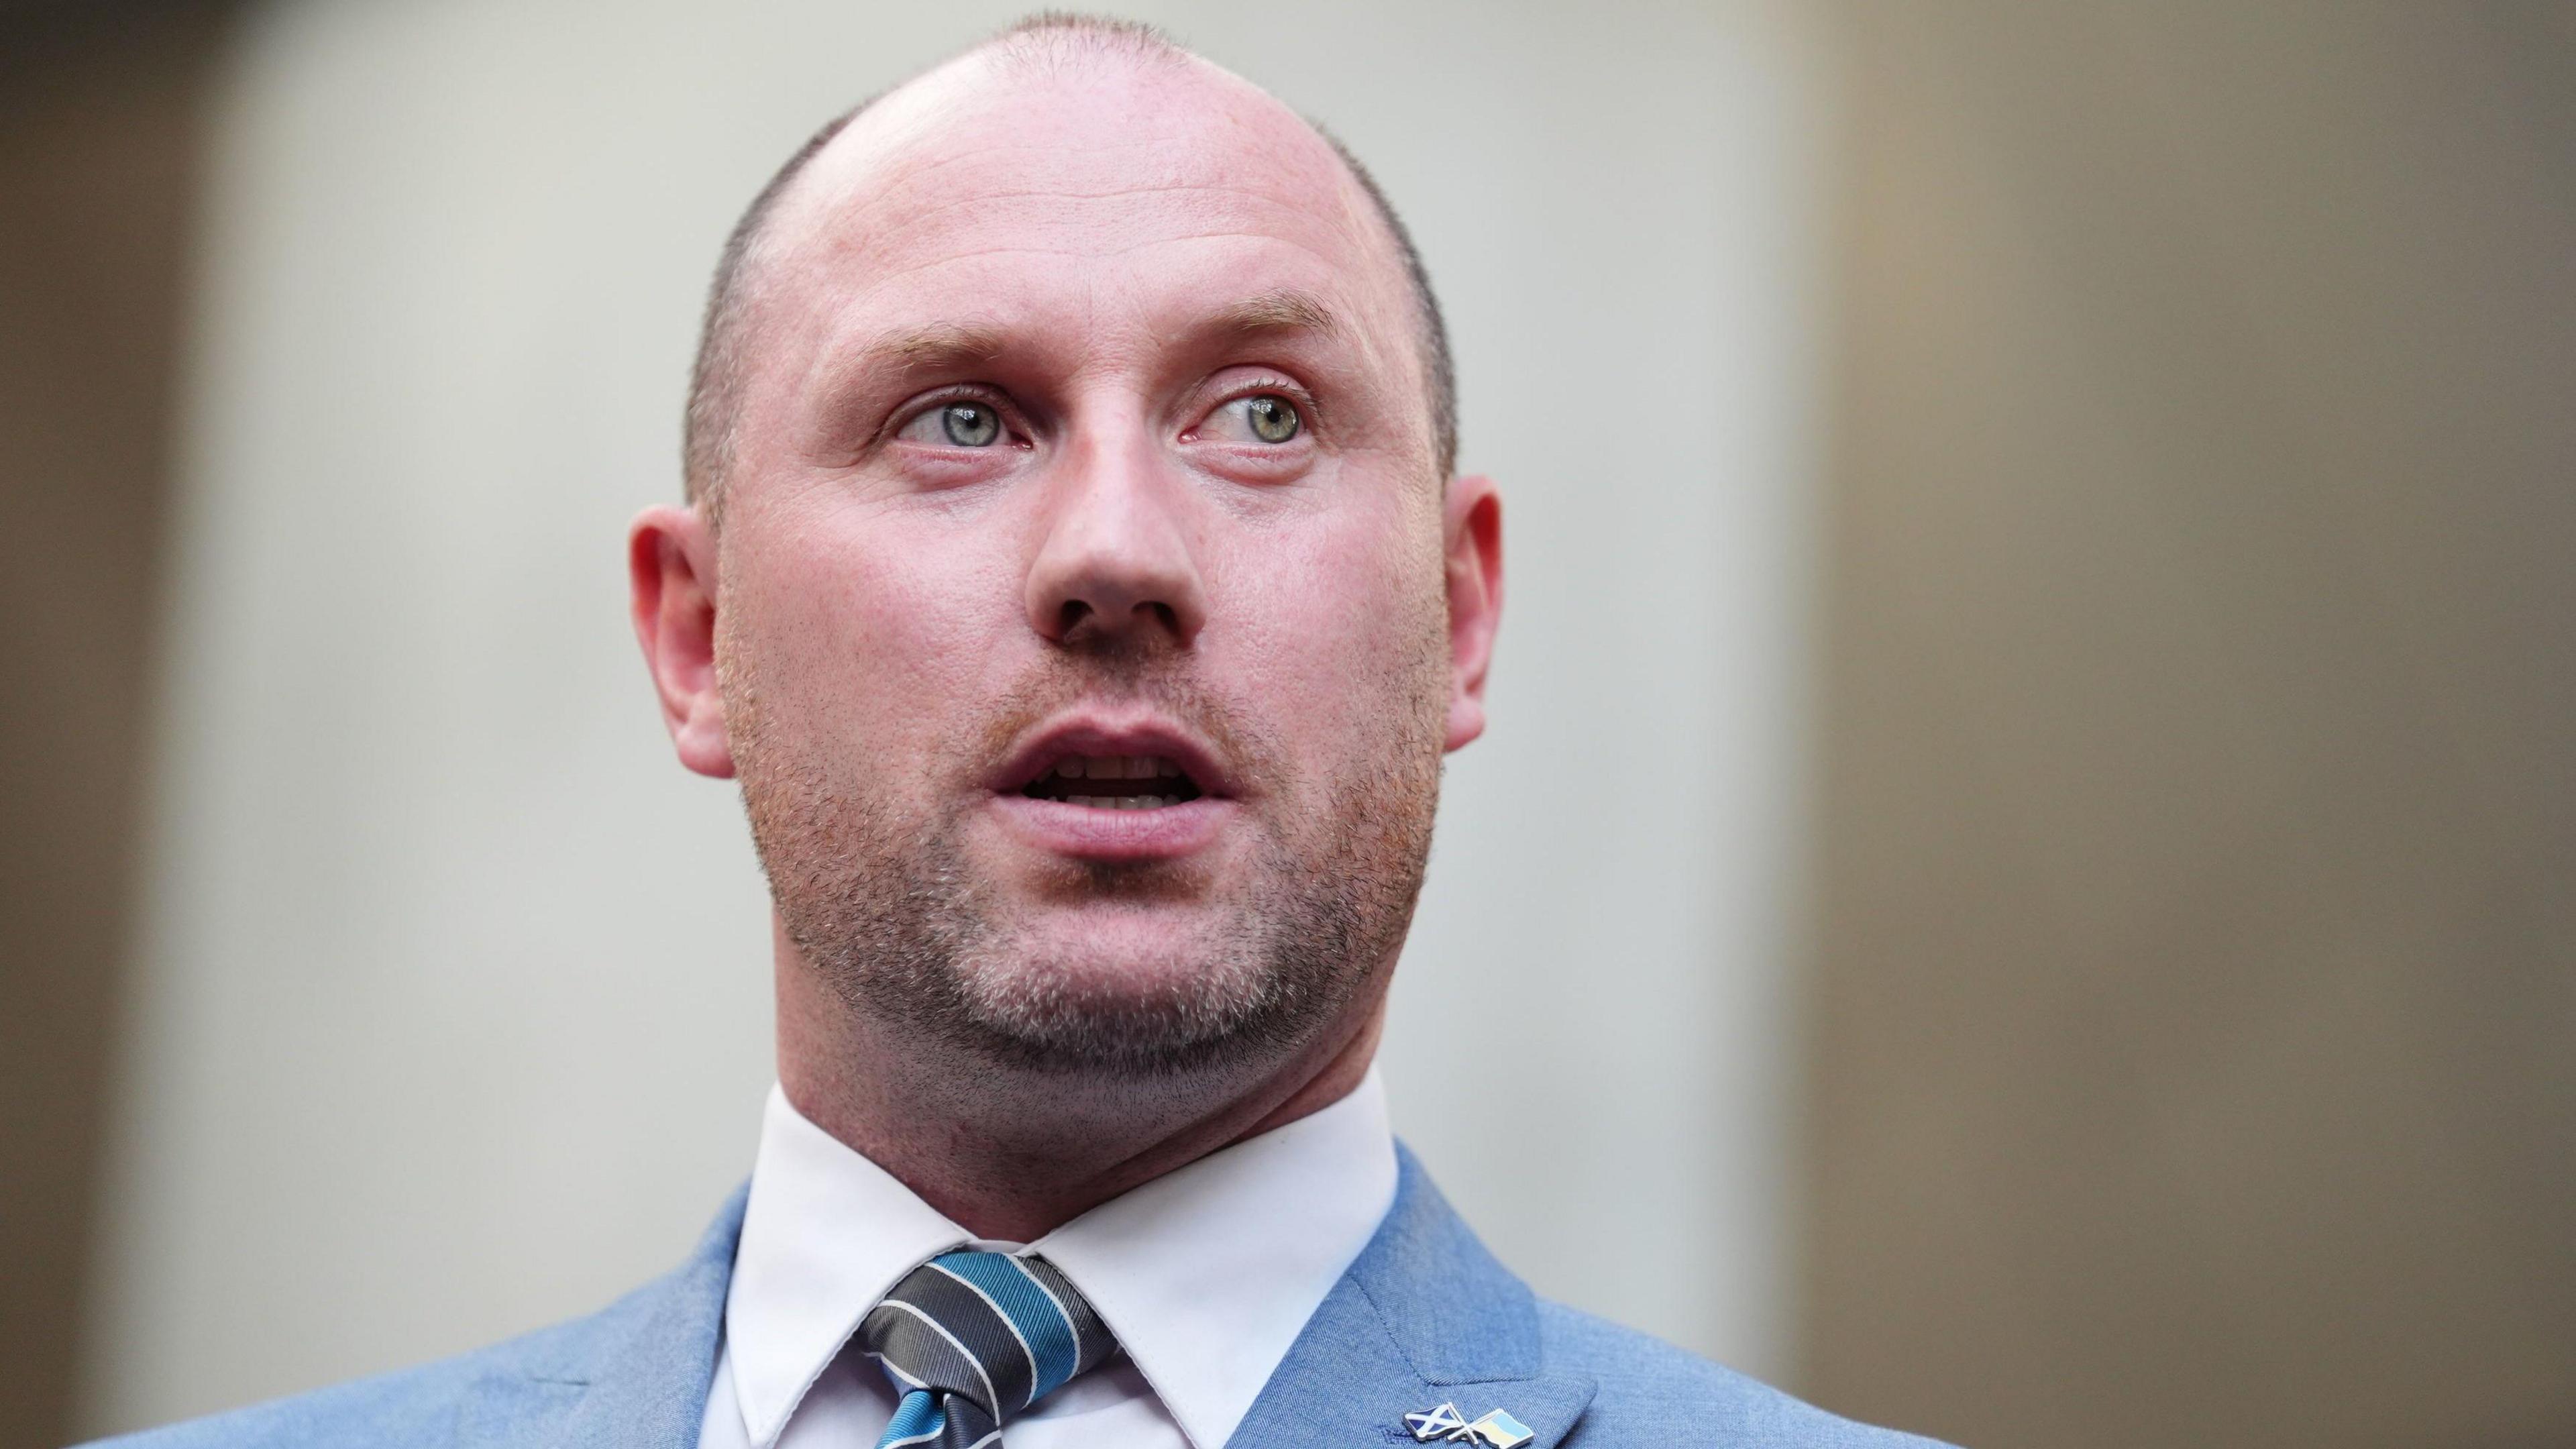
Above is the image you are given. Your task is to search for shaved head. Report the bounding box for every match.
[681,13,1455,519]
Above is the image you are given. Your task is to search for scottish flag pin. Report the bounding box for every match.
[1405,1403,1534,1449]
[1405,1403,1469,1441]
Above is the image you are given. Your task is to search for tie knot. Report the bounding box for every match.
[861,1250,1117,1438]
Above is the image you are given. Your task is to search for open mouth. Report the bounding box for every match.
[1018,754,1207,810]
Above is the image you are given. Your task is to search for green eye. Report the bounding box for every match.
[1244,394,1299,443]
[941,402,1001,447]
[1199,392,1303,449]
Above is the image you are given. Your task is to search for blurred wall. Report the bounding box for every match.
[1801,5,2576,1448]
[0,8,227,1446]
[73,0,1827,1435]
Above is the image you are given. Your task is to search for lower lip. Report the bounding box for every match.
[987,793,1234,861]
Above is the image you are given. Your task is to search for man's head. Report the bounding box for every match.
[631,16,1502,1097]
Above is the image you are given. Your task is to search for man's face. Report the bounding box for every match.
[668,53,1493,1074]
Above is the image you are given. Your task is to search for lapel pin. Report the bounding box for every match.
[1404,1403,1534,1449]
[1405,1403,1469,1441]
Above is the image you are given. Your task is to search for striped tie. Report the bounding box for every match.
[863,1249,1118,1449]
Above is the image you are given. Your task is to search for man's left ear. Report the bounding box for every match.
[1442,474,1503,752]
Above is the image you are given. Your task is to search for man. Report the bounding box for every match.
[104,15,1944,1449]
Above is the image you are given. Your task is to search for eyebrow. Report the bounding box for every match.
[857,321,1008,382]
[1199,288,1349,347]
[825,288,1352,406]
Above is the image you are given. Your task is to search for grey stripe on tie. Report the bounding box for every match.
[869,1298,1000,1420]
[888,1264,1033,1410]
[928,1260,1043,1409]
[1016,1256,1109,1375]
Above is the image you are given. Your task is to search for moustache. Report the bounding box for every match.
[963,644,1281,798]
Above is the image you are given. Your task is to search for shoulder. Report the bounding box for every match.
[75,1181,745,1449]
[1537,1301,1955,1449]
[1358,1148,1949,1448]
[75,1300,628,1449]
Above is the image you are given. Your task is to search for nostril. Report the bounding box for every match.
[1142,600,1180,634]
[1053,600,1093,637]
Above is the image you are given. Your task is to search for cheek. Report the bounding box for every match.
[1209,500,1446,756]
[727,511,1022,760]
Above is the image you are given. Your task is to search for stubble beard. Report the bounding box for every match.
[727,629,1447,1083]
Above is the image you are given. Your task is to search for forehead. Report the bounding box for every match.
[750,50,1415,370]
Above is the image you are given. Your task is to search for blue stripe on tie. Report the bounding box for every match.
[933,1252,1081,1401]
[876,1389,946,1448]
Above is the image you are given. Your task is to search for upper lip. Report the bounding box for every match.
[990,713,1236,798]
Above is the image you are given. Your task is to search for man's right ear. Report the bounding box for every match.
[628,503,736,780]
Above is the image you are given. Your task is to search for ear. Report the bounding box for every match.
[1441,474,1503,752]
[629,502,736,779]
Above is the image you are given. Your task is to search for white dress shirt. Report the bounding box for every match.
[695,1070,1399,1449]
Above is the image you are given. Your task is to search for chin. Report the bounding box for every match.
[981,908,1257,1005]
[938,914,1305,1074]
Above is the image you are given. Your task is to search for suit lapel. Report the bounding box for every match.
[1225,1148,1597,1449]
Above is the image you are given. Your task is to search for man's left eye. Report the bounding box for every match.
[897,402,1005,447]
[1203,392,1303,445]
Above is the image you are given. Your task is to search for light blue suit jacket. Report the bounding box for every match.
[93,1149,1950,1448]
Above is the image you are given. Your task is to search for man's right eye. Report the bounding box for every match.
[898,402,1004,447]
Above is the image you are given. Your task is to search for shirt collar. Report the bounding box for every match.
[722,1071,1398,1449]
[722,1085,967,1449]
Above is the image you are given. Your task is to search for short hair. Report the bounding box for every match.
[681,13,1458,519]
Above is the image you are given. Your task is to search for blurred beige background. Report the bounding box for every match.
[1801,7,2576,1447]
[3,3,2571,1449]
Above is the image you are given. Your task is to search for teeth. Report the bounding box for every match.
[1035,754,1195,806]
[1050,755,1188,784]
[1051,792,1177,809]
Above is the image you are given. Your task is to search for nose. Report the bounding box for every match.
[1024,425,1209,649]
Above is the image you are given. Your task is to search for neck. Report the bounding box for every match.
[771,915,1388,1242]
